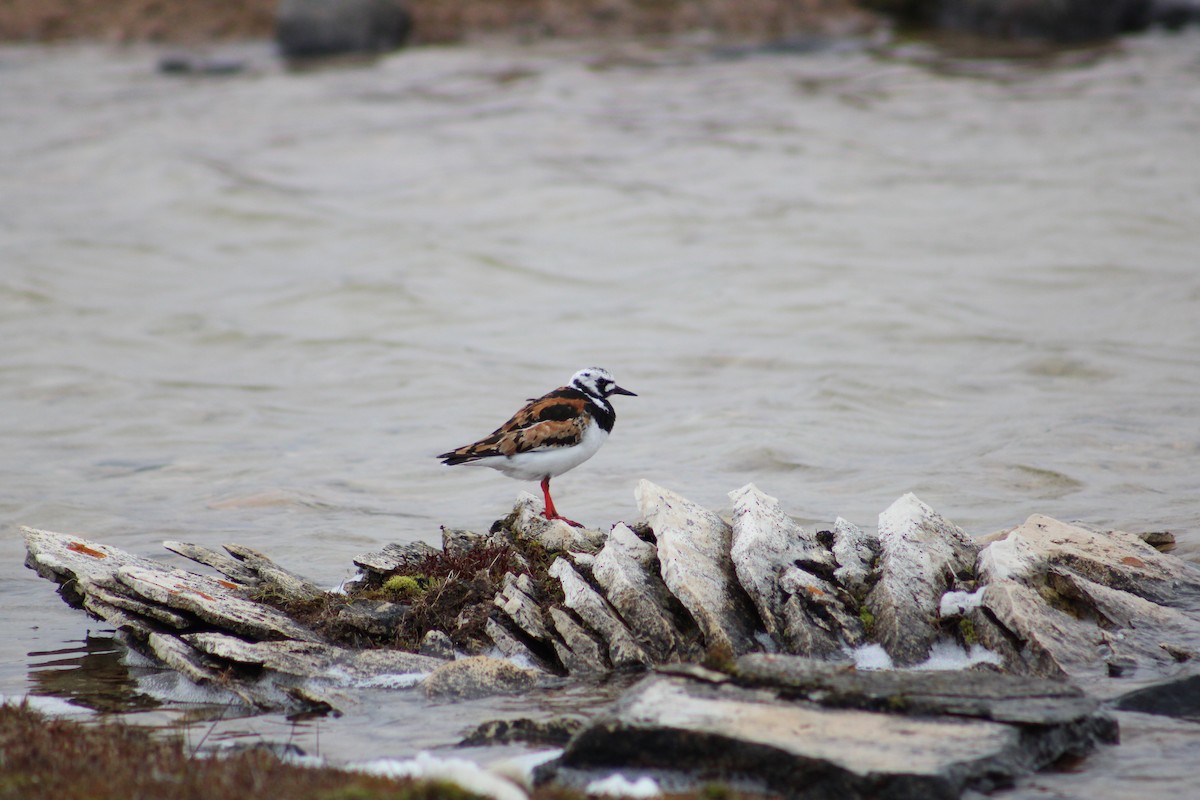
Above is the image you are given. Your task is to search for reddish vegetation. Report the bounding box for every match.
[65,541,107,559]
[0,0,871,44]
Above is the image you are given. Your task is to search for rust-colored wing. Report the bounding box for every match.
[439,388,590,463]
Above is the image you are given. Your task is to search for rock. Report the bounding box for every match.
[423,656,540,702]
[865,494,978,666]
[484,618,552,672]
[728,485,833,648]
[933,0,1156,43]
[420,630,457,660]
[461,716,585,746]
[162,540,261,588]
[443,527,491,559]
[966,515,1200,681]
[831,517,879,597]
[352,540,440,579]
[511,493,607,553]
[275,0,412,59]
[335,599,407,637]
[549,558,651,669]
[542,667,1116,798]
[495,573,552,642]
[778,566,863,657]
[1113,669,1200,721]
[591,523,699,664]
[636,481,760,656]
[548,607,609,674]
[219,544,325,602]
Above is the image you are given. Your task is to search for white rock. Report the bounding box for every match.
[549,557,650,668]
[636,481,759,656]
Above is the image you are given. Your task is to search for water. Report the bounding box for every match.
[2,29,1199,786]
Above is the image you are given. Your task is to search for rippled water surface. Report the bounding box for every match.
[2,30,1199,783]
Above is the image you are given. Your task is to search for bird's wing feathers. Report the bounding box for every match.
[439,388,590,463]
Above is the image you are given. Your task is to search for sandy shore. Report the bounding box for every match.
[0,0,875,45]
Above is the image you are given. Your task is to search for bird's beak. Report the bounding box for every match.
[611,385,637,397]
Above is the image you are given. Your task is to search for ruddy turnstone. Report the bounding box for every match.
[438,368,636,527]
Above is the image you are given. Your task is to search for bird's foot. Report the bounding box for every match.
[543,511,583,528]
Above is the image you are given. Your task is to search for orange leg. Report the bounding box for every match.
[540,476,581,527]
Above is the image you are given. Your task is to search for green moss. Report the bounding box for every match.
[383,575,427,599]
[858,607,875,634]
[958,617,978,646]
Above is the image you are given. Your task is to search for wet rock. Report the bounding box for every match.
[220,543,326,602]
[420,630,457,660]
[461,716,586,746]
[932,0,1156,43]
[549,557,650,669]
[275,0,411,59]
[591,523,698,663]
[1113,669,1200,721]
[542,666,1116,798]
[636,481,760,656]
[423,655,540,702]
[162,540,262,588]
[966,515,1200,681]
[831,516,879,597]
[865,493,978,666]
[442,527,491,559]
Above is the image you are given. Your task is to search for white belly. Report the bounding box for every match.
[467,424,609,481]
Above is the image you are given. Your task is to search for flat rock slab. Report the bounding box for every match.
[544,668,1116,799]
[423,656,542,702]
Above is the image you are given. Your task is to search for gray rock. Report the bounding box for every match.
[636,480,760,656]
[423,655,540,701]
[352,540,440,578]
[335,599,407,637]
[275,0,412,59]
[162,540,261,588]
[967,515,1200,681]
[865,494,978,666]
[543,668,1116,798]
[494,573,552,642]
[420,629,456,660]
[220,543,325,602]
[442,527,492,559]
[512,492,607,553]
[728,484,833,649]
[778,566,863,657]
[591,523,698,663]
[933,0,1160,43]
[483,618,549,671]
[549,557,651,669]
[548,607,609,674]
[1113,669,1200,721]
[831,516,879,597]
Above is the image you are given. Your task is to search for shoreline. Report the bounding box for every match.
[0,0,876,46]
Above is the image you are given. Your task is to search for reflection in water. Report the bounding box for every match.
[28,634,159,714]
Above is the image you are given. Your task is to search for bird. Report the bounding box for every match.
[438,367,636,527]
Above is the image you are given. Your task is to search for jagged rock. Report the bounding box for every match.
[495,573,552,642]
[636,481,760,656]
[442,527,491,559]
[964,515,1200,681]
[115,565,321,643]
[220,543,325,602]
[335,599,407,637]
[163,540,262,588]
[549,557,651,669]
[591,523,698,663]
[483,618,552,672]
[865,494,979,666]
[423,655,540,701]
[541,666,1116,798]
[778,567,863,657]
[831,517,879,597]
[548,607,609,673]
[420,630,456,660]
[275,0,411,59]
[512,492,607,553]
[352,540,440,579]
[729,484,852,656]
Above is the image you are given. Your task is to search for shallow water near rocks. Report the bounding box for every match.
[2,30,1199,791]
